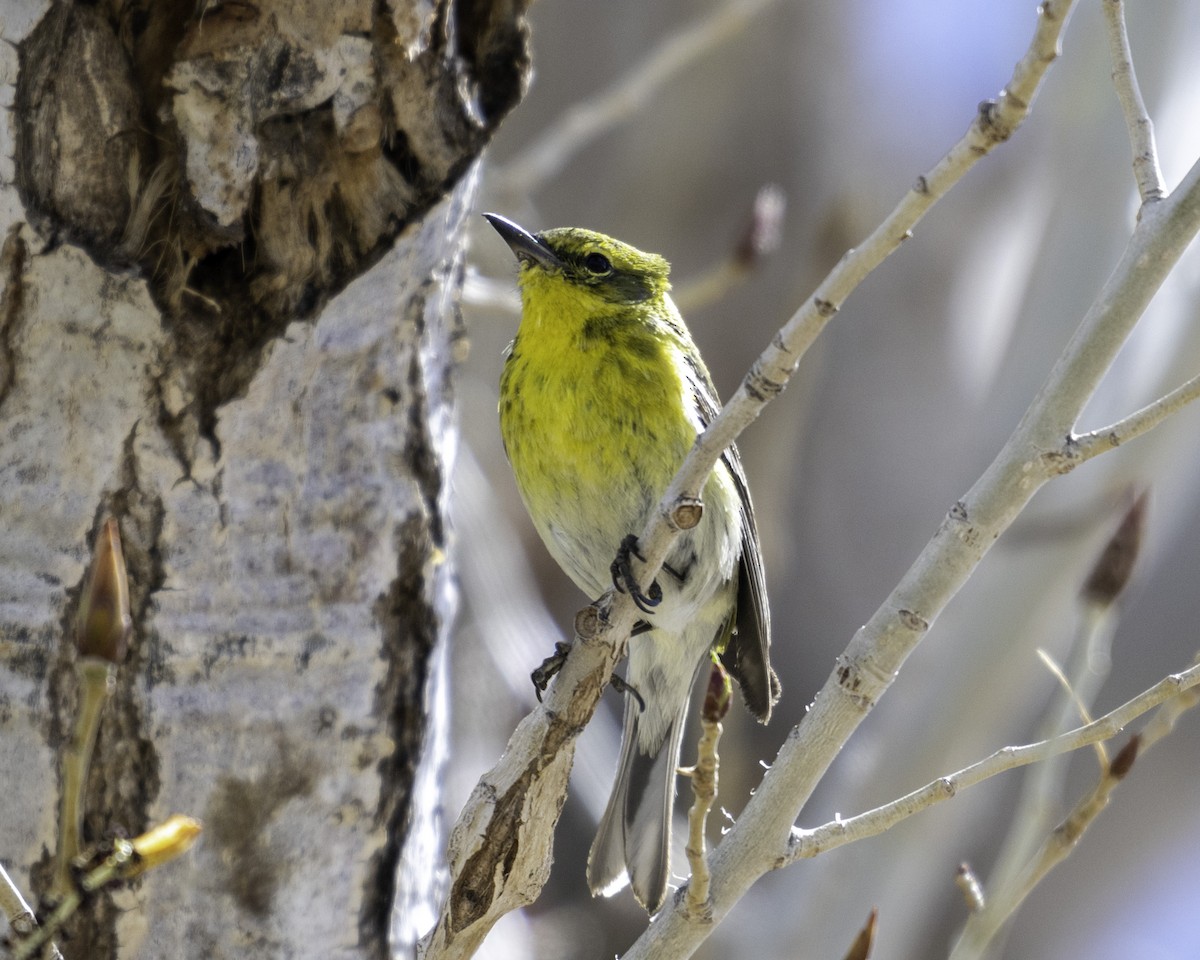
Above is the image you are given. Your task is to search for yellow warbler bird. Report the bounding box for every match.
[484,213,778,913]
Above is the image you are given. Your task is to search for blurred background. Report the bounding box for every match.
[447,1,1200,957]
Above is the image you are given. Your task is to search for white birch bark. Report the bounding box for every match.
[0,1,529,957]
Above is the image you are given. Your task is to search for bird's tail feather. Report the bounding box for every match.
[587,693,688,913]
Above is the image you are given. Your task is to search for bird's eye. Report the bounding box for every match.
[583,252,612,275]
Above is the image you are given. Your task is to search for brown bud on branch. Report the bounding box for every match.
[702,659,732,724]
[1081,490,1148,607]
[75,518,132,663]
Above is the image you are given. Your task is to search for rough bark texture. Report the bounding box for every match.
[0,0,529,957]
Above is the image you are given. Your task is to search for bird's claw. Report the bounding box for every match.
[531,640,572,701]
[610,534,663,613]
[609,672,647,713]
[531,641,647,715]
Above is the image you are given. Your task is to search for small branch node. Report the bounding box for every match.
[834,657,878,709]
[670,497,705,531]
[813,296,839,318]
[743,362,786,403]
[574,605,604,640]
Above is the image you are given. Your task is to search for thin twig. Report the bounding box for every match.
[1138,664,1200,747]
[495,0,783,195]
[1070,368,1200,463]
[55,660,116,897]
[950,737,1141,959]
[986,495,1146,901]
[682,665,731,919]
[955,667,1200,950]
[12,816,200,960]
[1102,0,1165,203]
[951,670,1200,960]
[0,863,65,959]
[682,718,721,919]
[784,661,1200,864]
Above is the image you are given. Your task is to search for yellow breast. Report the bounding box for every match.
[499,285,697,592]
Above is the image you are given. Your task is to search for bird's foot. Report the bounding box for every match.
[531,640,571,701]
[610,534,663,614]
[531,638,648,714]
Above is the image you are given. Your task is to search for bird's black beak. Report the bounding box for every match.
[483,213,562,270]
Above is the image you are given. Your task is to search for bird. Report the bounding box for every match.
[484,213,778,914]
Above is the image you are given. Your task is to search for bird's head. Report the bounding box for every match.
[484,214,671,313]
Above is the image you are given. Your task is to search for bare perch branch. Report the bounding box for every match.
[420,603,630,959]
[1102,0,1166,203]
[785,661,1200,863]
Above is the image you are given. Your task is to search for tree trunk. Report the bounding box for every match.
[0,2,528,957]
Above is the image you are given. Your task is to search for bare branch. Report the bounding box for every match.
[682,665,733,919]
[950,741,1137,958]
[783,660,1200,865]
[1138,661,1200,748]
[951,666,1200,960]
[420,602,629,960]
[960,496,1145,948]
[1102,0,1165,203]
[0,864,63,960]
[1070,369,1200,463]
